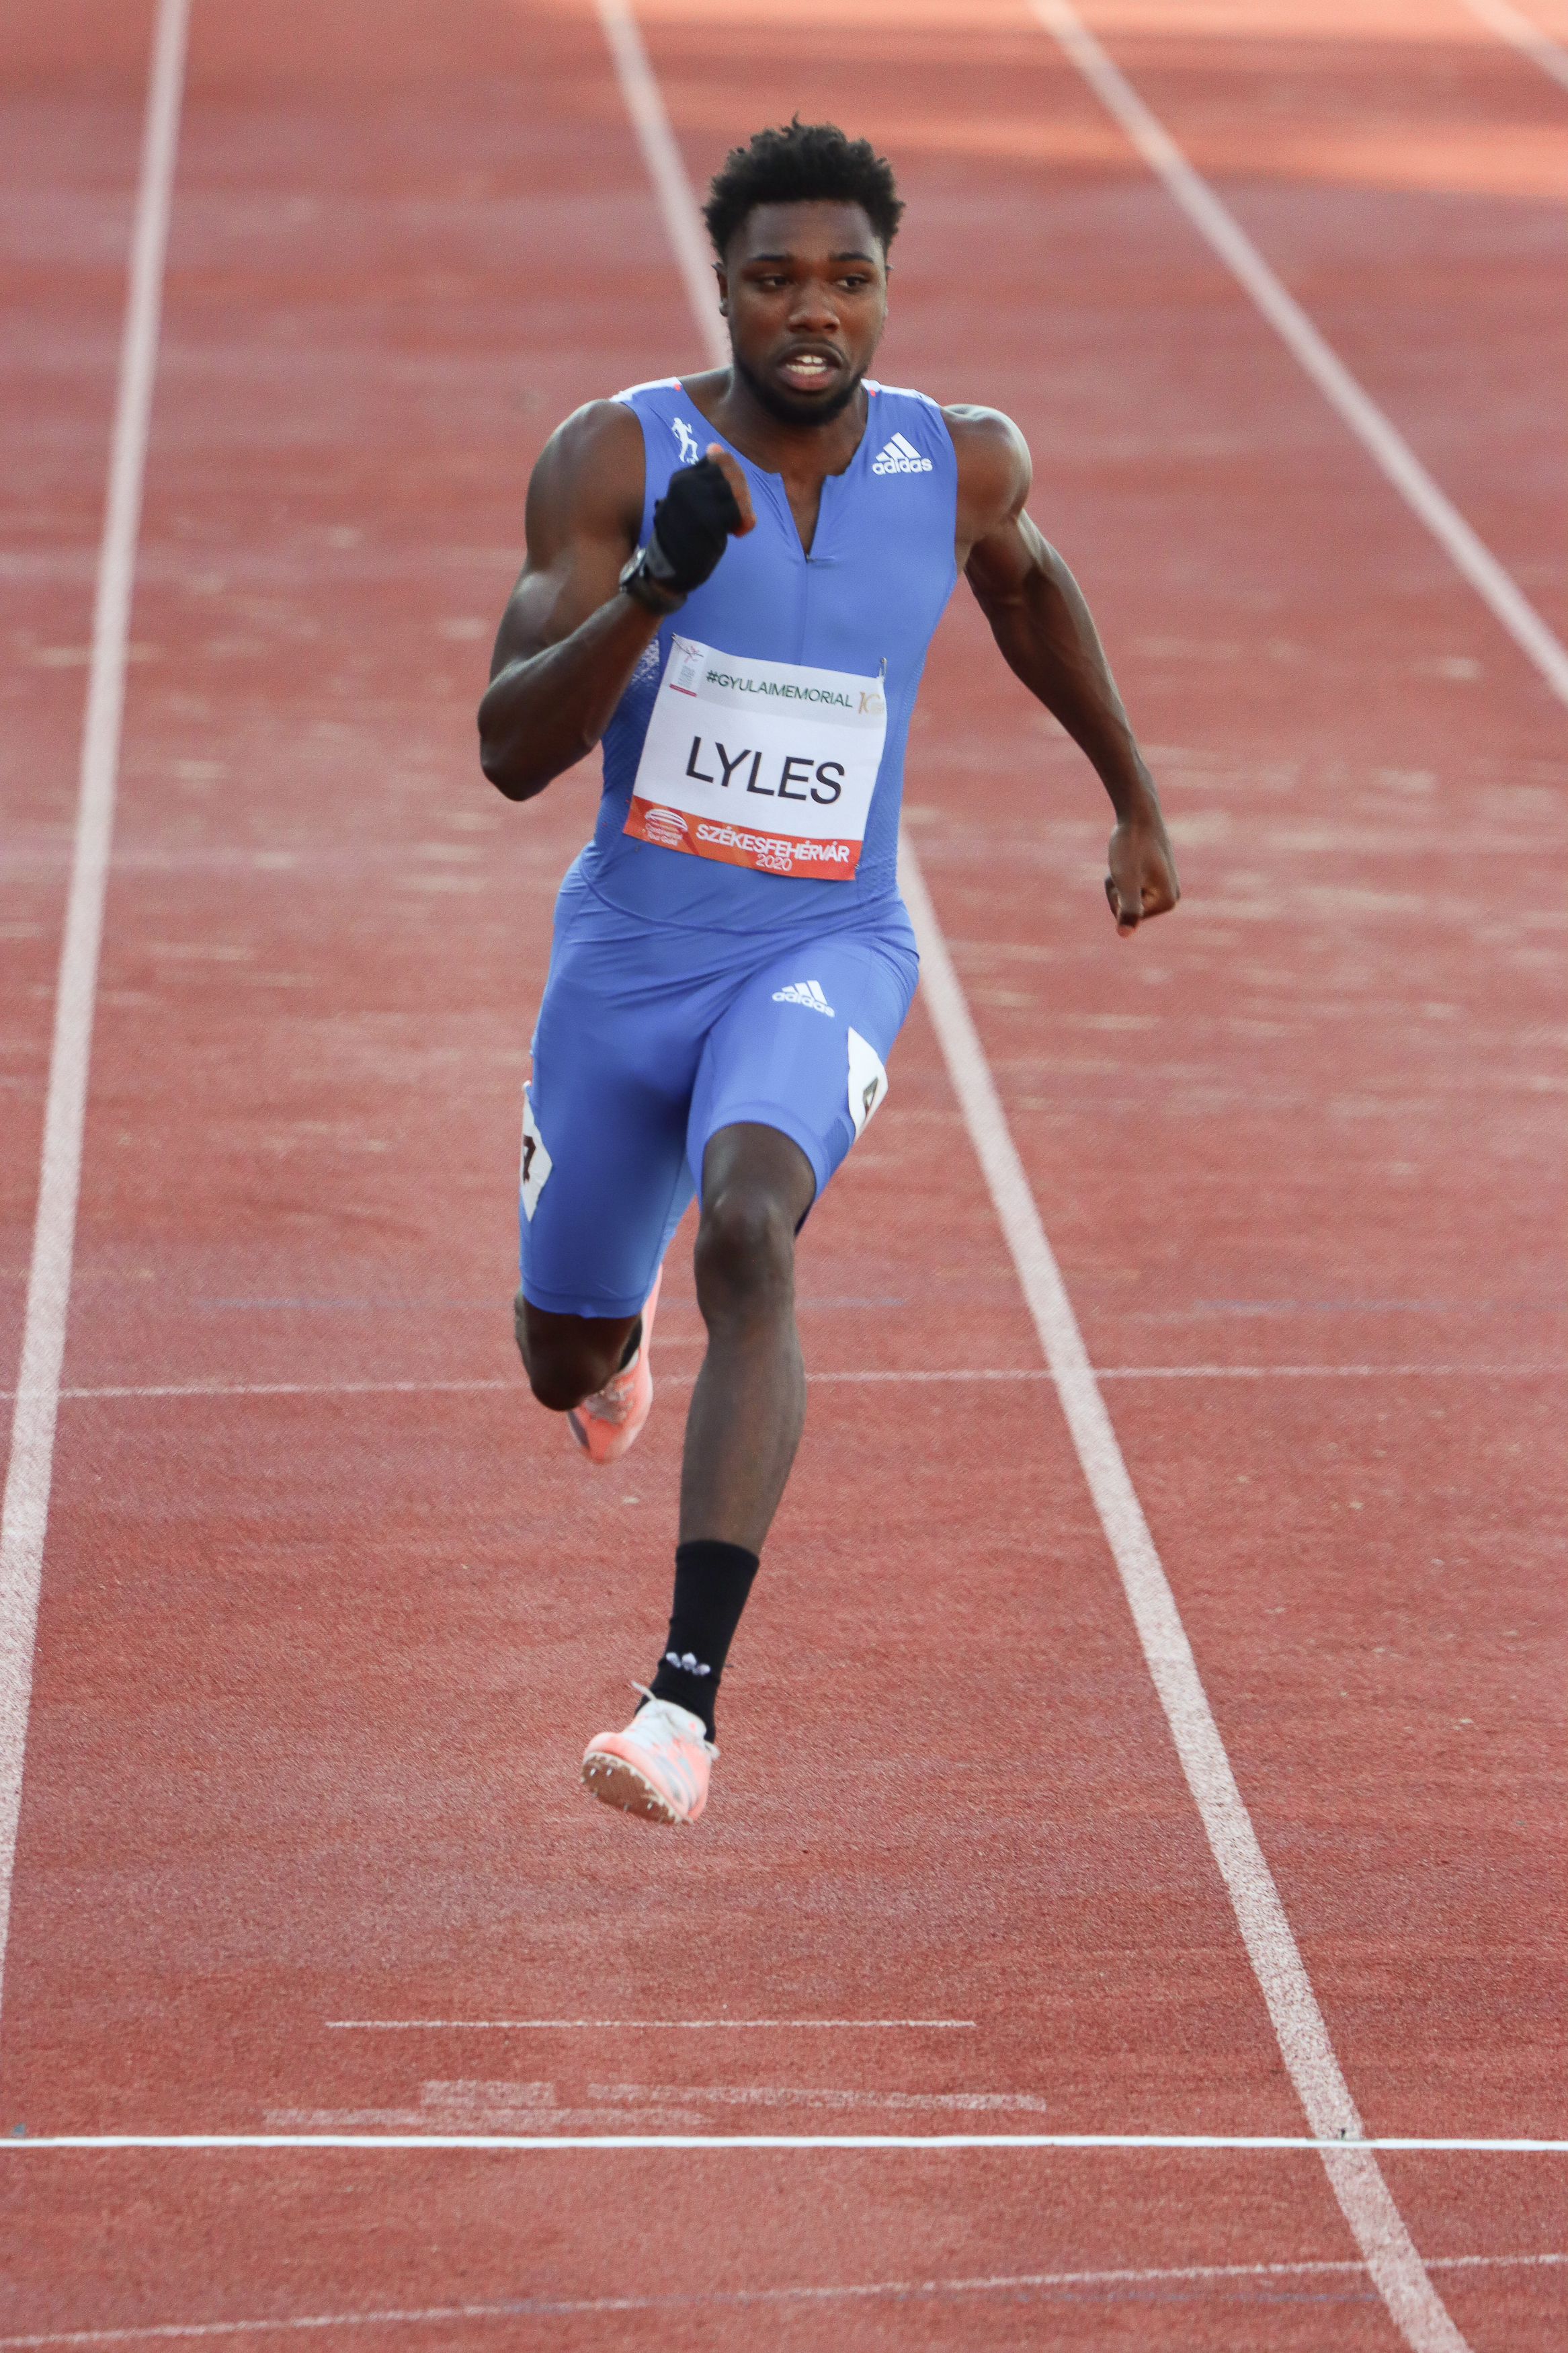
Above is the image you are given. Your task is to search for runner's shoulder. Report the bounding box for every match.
[527,399,646,545]
[942,403,1032,518]
[532,397,645,490]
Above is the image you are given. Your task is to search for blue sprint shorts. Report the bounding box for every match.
[518,871,919,1320]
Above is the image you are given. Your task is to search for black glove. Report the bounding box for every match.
[644,458,743,594]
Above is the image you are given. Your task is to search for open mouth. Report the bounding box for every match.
[775,348,841,395]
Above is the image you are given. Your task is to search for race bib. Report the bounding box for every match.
[624,634,887,881]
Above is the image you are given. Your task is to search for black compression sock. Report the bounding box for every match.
[648,1538,759,1738]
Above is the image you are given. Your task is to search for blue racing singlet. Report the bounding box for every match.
[573,376,959,935]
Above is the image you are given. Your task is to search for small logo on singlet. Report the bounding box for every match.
[773,980,835,1016]
[672,415,701,465]
[642,805,688,848]
[871,432,932,475]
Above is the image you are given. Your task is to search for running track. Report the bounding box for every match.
[0,0,1563,2343]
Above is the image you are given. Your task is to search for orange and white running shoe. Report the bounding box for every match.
[581,1687,716,1825]
[567,1265,662,1466]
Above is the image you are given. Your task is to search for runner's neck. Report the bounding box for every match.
[679,368,870,555]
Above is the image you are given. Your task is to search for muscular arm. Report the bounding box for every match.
[477,402,656,802]
[949,405,1178,932]
[478,405,756,803]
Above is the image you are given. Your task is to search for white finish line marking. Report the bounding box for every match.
[1030,0,1568,713]
[0,2254,1560,2349]
[1460,0,1568,91]
[3,2132,1562,2152]
[0,0,190,2026]
[595,8,1512,2348]
[325,2018,975,2032]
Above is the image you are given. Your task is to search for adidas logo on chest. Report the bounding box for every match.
[871,431,933,477]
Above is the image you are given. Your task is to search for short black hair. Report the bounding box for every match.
[703,120,904,261]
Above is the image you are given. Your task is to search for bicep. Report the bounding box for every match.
[489,532,630,674]
[489,405,644,674]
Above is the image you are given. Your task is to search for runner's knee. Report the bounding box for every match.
[523,1339,620,1414]
[515,1291,626,1412]
[695,1183,795,1322]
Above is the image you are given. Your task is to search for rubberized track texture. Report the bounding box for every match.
[0,0,1563,2345]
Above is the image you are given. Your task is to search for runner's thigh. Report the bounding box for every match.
[521,936,702,1320]
[687,925,919,1207]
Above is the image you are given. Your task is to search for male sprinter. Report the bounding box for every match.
[479,122,1177,1826]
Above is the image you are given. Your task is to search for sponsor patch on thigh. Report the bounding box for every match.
[520,1083,552,1221]
[847,1027,888,1138]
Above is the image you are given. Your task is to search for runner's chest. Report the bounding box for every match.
[671,436,955,683]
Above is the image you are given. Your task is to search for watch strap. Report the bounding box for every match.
[620,547,686,615]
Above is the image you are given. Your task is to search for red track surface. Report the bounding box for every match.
[1,0,1563,2342]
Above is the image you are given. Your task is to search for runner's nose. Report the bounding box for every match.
[786,284,840,333]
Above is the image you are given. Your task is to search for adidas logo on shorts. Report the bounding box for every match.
[871,432,932,476]
[772,979,835,1016]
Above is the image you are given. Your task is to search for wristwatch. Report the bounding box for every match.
[619,544,686,615]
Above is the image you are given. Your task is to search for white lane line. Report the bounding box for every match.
[1089,1364,1562,1379]
[1459,0,1568,91]
[594,0,724,362]
[0,2254,1561,2349]
[325,2018,975,2030]
[0,0,190,2028]
[15,1363,1555,1406]
[597,15,1482,2349]
[3,2132,1562,2151]
[1030,0,1568,713]
[900,852,1473,2353]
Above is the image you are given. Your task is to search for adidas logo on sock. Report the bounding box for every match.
[664,1650,712,1676]
[772,979,835,1016]
[871,431,932,476]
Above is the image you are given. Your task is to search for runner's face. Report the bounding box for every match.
[718,202,887,427]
